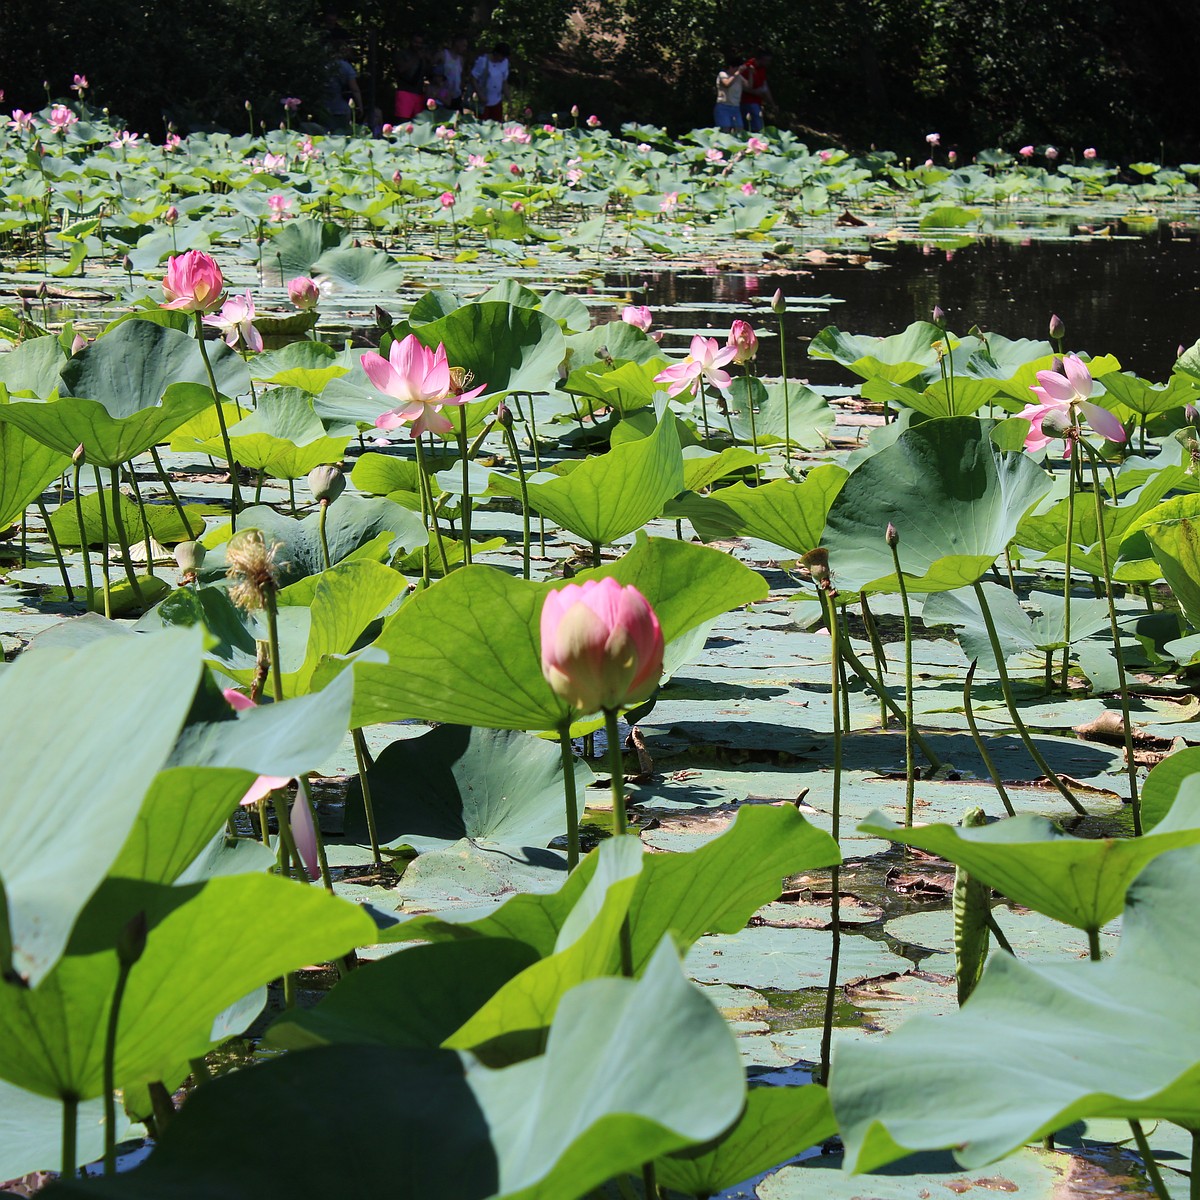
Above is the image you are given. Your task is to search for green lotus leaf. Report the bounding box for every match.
[832,844,1200,1172]
[861,376,1000,418]
[726,376,836,449]
[266,218,346,279]
[809,320,945,384]
[0,628,203,986]
[49,487,206,546]
[0,400,70,530]
[1100,371,1196,417]
[0,334,67,397]
[311,245,408,291]
[1143,493,1200,628]
[56,940,743,1200]
[248,340,347,393]
[564,357,668,417]
[349,449,424,496]
[344,724,591,854]
[822,416,1053,594]
[564,319,666,369]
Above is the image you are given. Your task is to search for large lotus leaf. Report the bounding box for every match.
[347,535,766,730]
[411,301,566,399]
[961,333,1053,386]
[212,496,426,582]
[60,318,250,414]
[0,628,202,986]
[821,417,1053,594]
[0,1079,140,1181]
[345,724,590,853]
[311,245,407,291]
[349,449,424,496]
[248,340,347,393]
[832,844,1200,1172]
[922,584,1111,668]
[1100,371,1196,417]
[726,376,836,450]
[682,468,848,556]
[655,1085,837,1197]
[678,446,768,492]
[809,321,945,384]
[0,334,67,397]
[564,357,667,415]
[189,387,352,477]
[0,871,374,1102]
[490,407,683,545]
[50,488,206,547]
[1143,494,1200,628]
[1141,747,1200,831]
[859,782,1200,931]
[0,407,69,529]
[564,319,666,369]
[0,381,216,466]
[55,941,743,1200]
[861,376,1000,418]
[265,218,346,280]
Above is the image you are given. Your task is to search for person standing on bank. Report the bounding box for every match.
[472,43,511,121]
[432,34,470,109]
[715,52,750,134]
[741,48,774,133]
[394,32,431,120]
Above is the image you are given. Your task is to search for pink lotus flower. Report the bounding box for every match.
[622,305,653,332]
[654,334,737,397]
[586,114,601,128]
[163,205,179,225]
[1045,146,1058,160]
[1019,144,1034,158]
[362,334,485,439]
[161,250,225,313]
[727,319,758,363]
[740,181,757,195]
[9,110,35,132]
[637,142,651,153]
[818,149,833,162]
[466,153,487,169]
[282,96,301,111]
[48,105,77,132]
[435,125,456,140]
[204,291,264,353]
[747,136,768,153]
[287,276,320,310]
[926,132,940,146]
[71,74,88,94]
[267,193,292,221]
[540,578,664,716]
[660,191,679,212]
[566,168,583,185]
[439,191,455,207]
[544,123,556,133]
[705,147,724,163]
[108,130,140,150]
[164,133,182,151]
[1083,147,1097,160]
[259,151,287,173]
[512,200,525,212]
[298,137,319,160]
[1016,353,1126,453]
[502,124,531,144]
[223,689,319,880]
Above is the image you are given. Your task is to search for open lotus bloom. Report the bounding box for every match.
[654,334,737,397]
[362,334,485,438]
[1016,353,1126,453]
[222,689,293,807]
[204,290,264,353]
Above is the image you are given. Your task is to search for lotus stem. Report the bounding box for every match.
[1060,440,1077,690]
[1129,1121,1172,1200]
[413,436,449,576]
[1080,440,1141,833]
[352,728,383,868]
[458,406,472,565]
[525,393,546,556]
[61,1093,78,1179]
[696,380,712,441]
[192,312,242,528]
[124,461,156,577]
[500,421,531,580]
[37,500,73,601]
[886,532,917,827]
[103,916,143,1174]
[108,464,144,605]
[971,581,1088,815]
[746,362,762,481]
[317,499,333,572]
[819,587,843,1086]
[558,723,581,869]
[604,707,635,978]
[777,307,791,463]
[72,456,94,609]
[93,466,112,618]
[963,659,1015,816]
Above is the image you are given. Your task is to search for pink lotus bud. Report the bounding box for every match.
[1049,313,1065,340]
[771,288,786,315]
[727,319,758,363]
[1045,146,1058,160]
[947,150,957,163]
[287,276,320,311]
[161,250,225,313]
[392,169,402,184]
[512,200,524,212]
[509,163,522,175]
[426,97,437,110]
[439,191,455,207]
[818,149,833,162]
[70,333,87,354]
[621,305,653,332]
[1019,144,1034,158]
[290,792,320,881]
[539,577,664,716]
[405,123,414,133]
[924,158,933,168]
[586,114,601,128]
[570,104,580,117]
[932,305,945,326]
[1083,147,1097,160]
[543,123,555,133]
[163,205,179,225]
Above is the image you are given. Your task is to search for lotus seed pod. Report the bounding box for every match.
[308,464,345,504]
[803,547,831,588]
[1040,407,1073,438]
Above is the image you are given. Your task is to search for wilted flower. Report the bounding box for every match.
[540,578,664,716]
[225,529,282,611]
[204,290,264,353]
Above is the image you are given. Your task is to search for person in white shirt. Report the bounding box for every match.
[715,52,751,133]
[472,43,511,121]
[432,34,469,109]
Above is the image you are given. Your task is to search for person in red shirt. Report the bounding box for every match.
[741,49,775,133]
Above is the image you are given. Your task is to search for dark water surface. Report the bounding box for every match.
[622,224,1200,386]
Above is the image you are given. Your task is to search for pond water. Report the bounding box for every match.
[625,222,1200,385]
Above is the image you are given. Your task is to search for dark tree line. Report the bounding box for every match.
[0,0,1194,157]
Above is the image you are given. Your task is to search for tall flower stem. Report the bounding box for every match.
[193,312,242,528]
[501,421,531,580]
[93,466,112,618]
[695,380,712,441]
[413,436,450,576]
[37,500,73,601]
[886,532,917,827]
[604,707,635,979]
[72,455,94,610]
[108,463,145,605]
[963,660,1015,816]
[1129,1121,1171,1200]
[124,462,156,577]
[457,406,473,565]
[558,723,581,869]
[860,592,889,727]
[746,363,762,481]
[353,728,383,867]
[61,1094,78,1179]
[1080,440,1141,832]
[1060,441,1078,690]
[777,307,791,463]
[525,394,546,556]
[972,581,1089,815]
[317,499,333,572]
[818,587,843,1086]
